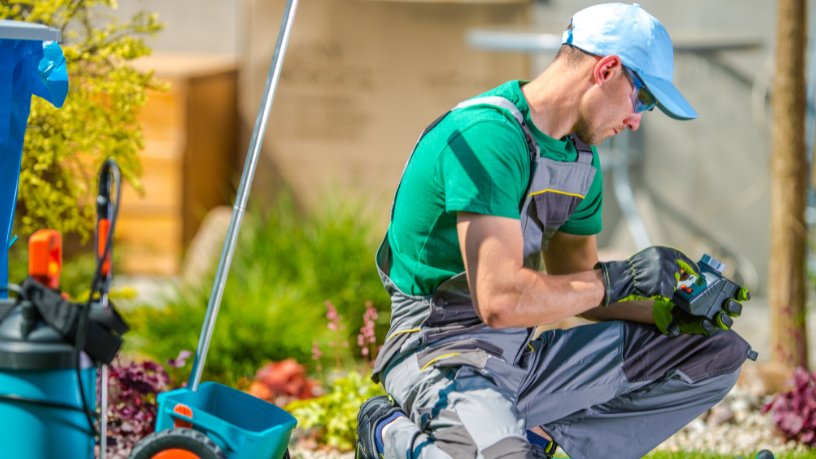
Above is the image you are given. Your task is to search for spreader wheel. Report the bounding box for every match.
[129,428,226,459]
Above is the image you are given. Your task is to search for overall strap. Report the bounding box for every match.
[568,134,594,164]
[454,96,540,212]
[453,96,540,162]
[387,96,538,223]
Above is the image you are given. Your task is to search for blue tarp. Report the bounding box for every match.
[0,38,68,294]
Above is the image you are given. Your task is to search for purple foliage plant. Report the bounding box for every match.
[99,350,191,457]
[763,367,816,446]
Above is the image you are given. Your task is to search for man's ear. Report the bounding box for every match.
[592,55,623,86]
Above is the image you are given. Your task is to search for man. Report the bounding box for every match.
[356,3,755,458]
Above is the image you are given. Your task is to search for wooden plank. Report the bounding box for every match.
[183,71,237,245]
[117,213,181,275]
[120,152,183,212]
[137,84,186,143]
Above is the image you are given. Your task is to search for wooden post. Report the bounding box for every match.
[769,0,809,369]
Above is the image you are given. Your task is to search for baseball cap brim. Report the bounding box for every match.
[638,74,698,120]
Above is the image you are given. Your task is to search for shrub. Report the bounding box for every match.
[763,367,816,446]
[125,195,390,387]
[286,369,385,451]
[0,1,161,240]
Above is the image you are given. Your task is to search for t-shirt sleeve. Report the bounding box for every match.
[559,148,603,235]
[438,119,529,219]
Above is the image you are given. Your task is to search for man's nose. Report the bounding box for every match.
[625,112,643,132]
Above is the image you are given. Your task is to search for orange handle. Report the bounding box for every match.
[28,229,62,289]
[172,403,193,429]
[97,218,111,276]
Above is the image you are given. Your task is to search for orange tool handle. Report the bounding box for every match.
[28,229,62,289]
[97,218,111,276]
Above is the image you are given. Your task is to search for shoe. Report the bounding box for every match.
[531,439,559,459]
[355,395,400,459]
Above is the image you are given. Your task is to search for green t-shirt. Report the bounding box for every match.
[387,80,603,296]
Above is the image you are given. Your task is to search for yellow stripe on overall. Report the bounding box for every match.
[527,188,585,199]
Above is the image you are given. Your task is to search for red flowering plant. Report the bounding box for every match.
[247,358,320,407]
[763,367,816,446]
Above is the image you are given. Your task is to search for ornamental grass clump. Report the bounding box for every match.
[763,367,816,446]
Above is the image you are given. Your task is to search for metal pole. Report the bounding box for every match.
[188,0,300,391]
[100,362,108,459]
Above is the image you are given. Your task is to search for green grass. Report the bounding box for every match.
[645,451,816,459]
[540,447,816,459]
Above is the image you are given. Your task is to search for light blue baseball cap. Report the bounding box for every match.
[562,3,698,120]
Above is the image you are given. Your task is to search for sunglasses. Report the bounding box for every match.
[623,67,657,113]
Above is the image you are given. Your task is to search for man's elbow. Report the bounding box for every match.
[477,297,517,329]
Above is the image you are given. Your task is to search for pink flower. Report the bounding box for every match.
[325,301,340,331]
[311,340,322,361]
[357,301,379,358]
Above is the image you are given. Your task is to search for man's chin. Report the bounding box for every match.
[574,132,601,146]
[573,122,605,146]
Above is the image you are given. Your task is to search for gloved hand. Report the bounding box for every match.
[653,284,750,336]
[596,246,699,307]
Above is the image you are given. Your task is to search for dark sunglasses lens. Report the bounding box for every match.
[636,88,656,112]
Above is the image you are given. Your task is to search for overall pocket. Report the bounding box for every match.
[416,338,505,372]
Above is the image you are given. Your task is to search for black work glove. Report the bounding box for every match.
[654,279,750,337]
[596,246,699,307]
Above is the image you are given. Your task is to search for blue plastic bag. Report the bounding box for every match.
[0,39,68,293]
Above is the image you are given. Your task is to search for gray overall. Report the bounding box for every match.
[373,97,754,459]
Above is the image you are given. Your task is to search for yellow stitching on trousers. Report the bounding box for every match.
[527,188,585,199]
[386,328,421,341]
[420,352,461,371]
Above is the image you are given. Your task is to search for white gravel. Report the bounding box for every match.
[289,386,805,458]
[654,386,807,456]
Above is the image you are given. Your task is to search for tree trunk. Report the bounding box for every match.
[769,0,809,369]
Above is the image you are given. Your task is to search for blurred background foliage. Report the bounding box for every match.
[124,194,390,388]
[0,0,161,241]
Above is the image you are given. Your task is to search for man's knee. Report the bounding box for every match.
[433,420,531,459]
[421,369,533,459]
[623,323,752,383]
[482,436,534,459]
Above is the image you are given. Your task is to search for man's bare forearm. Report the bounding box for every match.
[481,266,606,328]
[580,300,654,324]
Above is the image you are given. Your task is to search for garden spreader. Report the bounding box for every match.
[130,0,301,458]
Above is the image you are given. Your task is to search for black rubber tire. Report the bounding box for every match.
[129,428,227,459]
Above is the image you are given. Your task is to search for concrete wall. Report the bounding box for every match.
[239,0,531,220]
[115,0,239,55]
